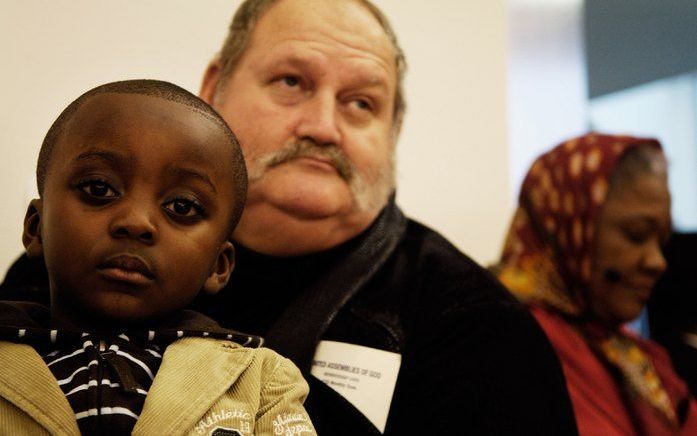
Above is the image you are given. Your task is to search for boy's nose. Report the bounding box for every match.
[109,206,158,245]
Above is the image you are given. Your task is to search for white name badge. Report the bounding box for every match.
[311,340,401,433]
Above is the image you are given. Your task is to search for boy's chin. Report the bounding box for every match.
[93,305,181,329]
[53,296,180,332]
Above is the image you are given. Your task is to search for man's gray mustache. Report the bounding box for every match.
[261,140,354,181]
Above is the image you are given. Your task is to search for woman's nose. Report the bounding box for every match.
[643,240,667,277]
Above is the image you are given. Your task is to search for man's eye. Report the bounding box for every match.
[164,199,204,218]
[281,76,300,87]
[77,180,118,199]
[354,99,371,111]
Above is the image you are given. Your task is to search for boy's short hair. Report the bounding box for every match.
[37,79,248,229]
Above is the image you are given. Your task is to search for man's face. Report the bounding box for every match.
[205,0,397,245]
[588,173,671,326]
[31,93,238,327]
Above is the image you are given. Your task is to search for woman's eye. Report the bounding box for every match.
[77,180,118,199]
[164,199,204,218]
[624,228,649,244]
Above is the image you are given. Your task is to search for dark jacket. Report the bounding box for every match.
[1,201,577,435]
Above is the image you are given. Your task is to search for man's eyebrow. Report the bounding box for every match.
[349,76,389,92]
[271,53,390,90]
[164,165,218,194]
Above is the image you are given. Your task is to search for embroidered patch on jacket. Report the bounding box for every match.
[194,408,252,434]
[273,413,314,435]
[210,428,242,436]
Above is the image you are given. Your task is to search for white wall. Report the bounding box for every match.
[507,0,588,200]
[385,1,511,265]
[0,0,511,278]
[589,74,697,231]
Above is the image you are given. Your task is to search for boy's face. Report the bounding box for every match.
[25,93,238,327]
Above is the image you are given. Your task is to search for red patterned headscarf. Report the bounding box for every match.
[497,133,679,429]
[498,132,662,313]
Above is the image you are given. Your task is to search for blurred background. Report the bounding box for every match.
[1,0,697,275]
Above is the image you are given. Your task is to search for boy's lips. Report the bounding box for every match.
[97,254,155,286]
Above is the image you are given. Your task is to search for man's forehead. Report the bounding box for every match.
[262,0,387,35]
[251,0,395,66]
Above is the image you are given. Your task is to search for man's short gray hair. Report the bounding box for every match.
[213,0,407,136]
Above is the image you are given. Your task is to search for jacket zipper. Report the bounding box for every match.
[97,339,106,434]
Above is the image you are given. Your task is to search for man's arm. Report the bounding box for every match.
[0,254,49,306]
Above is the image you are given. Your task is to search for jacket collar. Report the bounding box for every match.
[133,337,255,435]
[0,341,79,434]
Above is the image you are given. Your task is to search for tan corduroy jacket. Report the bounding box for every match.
[0,337,316,435]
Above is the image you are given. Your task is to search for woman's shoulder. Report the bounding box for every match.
[529,305,583,344]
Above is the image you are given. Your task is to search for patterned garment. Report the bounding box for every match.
[495,133,679,429]
[42,333,161,435]
[3,324,262,436]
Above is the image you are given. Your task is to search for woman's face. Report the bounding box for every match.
[587,172,671,326]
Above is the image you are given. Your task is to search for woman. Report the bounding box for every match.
[496,133,697,435]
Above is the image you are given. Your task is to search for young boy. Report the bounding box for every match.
[0,80,316,436]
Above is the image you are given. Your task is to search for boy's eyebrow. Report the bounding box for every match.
[74,149,218,193]
[76,149,133,168]
[164,165,218,194]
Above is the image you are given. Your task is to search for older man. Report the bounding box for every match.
[194,0,576,434]
[1,0,577,434]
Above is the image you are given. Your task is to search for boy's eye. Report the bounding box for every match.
[77,180,118,199]
[163,198,204,218]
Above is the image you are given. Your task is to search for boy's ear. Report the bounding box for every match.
[202,240,235,295]
[199,59,222,105]
[22,199,44,258]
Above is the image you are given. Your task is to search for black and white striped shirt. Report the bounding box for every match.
[41,332,162,435]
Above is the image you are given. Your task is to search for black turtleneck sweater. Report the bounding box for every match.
[191,241,355,337]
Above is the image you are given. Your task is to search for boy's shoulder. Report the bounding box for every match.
[164,336,302,383]
[142,339,312,434]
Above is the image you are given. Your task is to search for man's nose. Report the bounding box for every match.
[109,200,158,245]
[295,91,342,146]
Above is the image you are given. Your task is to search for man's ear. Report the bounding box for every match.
[22,199,44,258]
[199,59,223,105]
[202,240,235,295]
